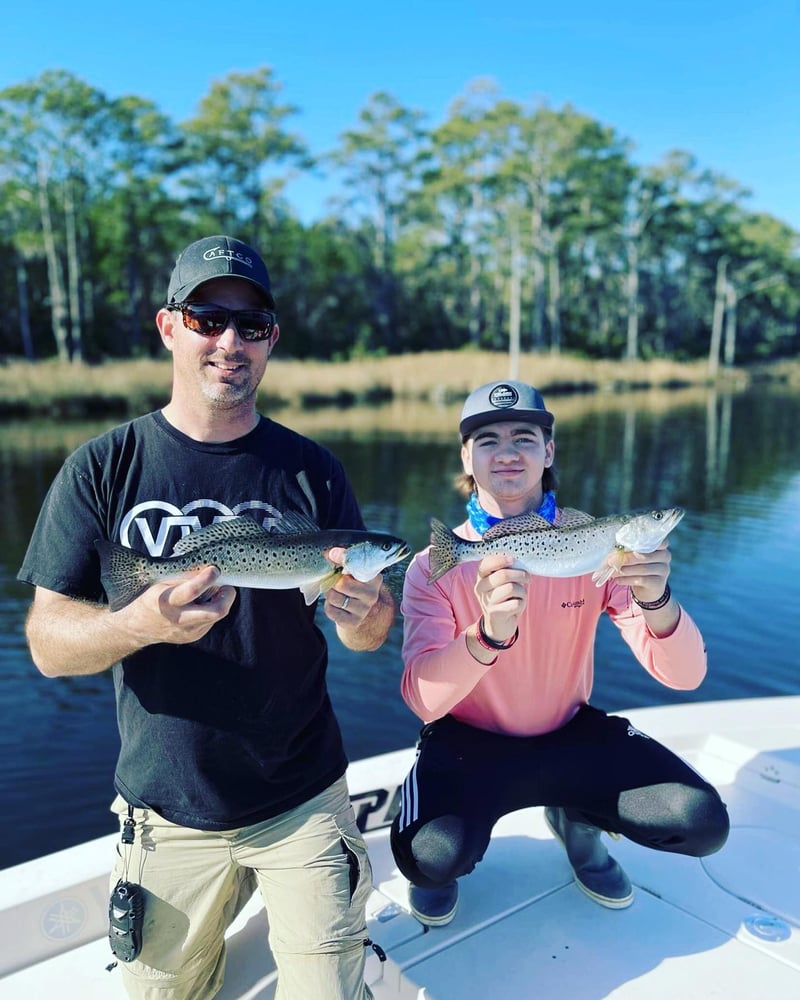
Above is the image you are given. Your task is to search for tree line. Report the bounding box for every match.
[0,67,797,368]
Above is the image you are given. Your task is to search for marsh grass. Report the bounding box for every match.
[1,349,765,422]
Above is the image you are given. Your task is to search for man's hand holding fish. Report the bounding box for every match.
[135,563,237,645]
[324,544,398,651]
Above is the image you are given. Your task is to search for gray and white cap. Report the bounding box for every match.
[459,380,554,440]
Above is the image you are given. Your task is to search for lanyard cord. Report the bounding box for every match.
[120,804,136,883]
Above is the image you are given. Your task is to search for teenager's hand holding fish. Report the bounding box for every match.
[601,543,680,636]
[604,543,672,598]
[470,540,677,652]
[429,506,684,643]
[427,507,684,586]
[473,553,531,650]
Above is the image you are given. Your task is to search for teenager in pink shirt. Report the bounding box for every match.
[390,380,729,926]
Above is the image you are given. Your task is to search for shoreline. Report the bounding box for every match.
[1,352,796,421]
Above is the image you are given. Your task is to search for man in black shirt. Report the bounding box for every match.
[18,235,395,1000]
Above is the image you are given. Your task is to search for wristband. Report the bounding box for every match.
[475,616,519,651]
[631,583,671,611]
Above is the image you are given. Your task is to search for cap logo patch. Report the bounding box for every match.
[488,384,519,409]
[203,246,254,270]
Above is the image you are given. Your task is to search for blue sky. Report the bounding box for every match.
[3,0,798,228]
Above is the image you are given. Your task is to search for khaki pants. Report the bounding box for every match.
[110,776,374,1000]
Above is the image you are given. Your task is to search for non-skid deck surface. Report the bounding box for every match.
[3,697,799,999]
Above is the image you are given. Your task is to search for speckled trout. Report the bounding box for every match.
[427,507,684,587]
[97,511,410,612]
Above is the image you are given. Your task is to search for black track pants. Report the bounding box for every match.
[390,705,730,889]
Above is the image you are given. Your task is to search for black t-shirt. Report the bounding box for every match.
[18,411,364,829]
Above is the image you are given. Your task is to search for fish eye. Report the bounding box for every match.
[381,541,393,551]
[653,511,663,520]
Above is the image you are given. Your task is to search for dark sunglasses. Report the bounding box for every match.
[167,301,277,342]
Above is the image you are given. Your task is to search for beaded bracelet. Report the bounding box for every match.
[475,615,519,651]
[631,583,671,611]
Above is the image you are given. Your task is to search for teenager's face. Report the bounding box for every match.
[462,420,555,517]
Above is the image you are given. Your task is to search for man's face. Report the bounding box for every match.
[461,420,554,514]
[158,277,278,409]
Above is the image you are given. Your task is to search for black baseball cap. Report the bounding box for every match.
[167,235,275,307]
[459,380,554,440]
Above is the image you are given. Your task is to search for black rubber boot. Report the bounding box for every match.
[408,881,459,927]
[545,806,634,909]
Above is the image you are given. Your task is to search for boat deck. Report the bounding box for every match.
[2,697,799,998]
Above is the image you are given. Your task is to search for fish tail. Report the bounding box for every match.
[95,539,156,612]
[427,518,461,584]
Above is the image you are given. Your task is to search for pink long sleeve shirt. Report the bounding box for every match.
[400,515,707,736]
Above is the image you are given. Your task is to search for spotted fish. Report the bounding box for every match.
[96,511,410,612]
[427,507,684,586]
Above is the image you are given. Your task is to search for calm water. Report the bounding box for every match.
[1,385,799,869]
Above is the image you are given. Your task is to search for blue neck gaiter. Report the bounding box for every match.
[466,490,557,536]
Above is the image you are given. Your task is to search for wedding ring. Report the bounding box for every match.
[341,596,350,611]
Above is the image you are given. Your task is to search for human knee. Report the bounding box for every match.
[677,784,729,856]
[619,782,729,856]
[391,814,477,887]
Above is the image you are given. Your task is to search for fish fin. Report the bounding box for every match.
[591,548,628,587]
[483,512,553,539]
[591,564,615,587]
[427,517,460,584]
[267,510,321,535]
[171,515,267,555]
[318,569,341,592]
[95,539,155,612]
[558,508,596,527]
[300,569,339,605]
[300,582,322,605]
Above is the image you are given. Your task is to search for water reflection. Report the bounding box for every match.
[1,384,799,867]
[706,391,730,500]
